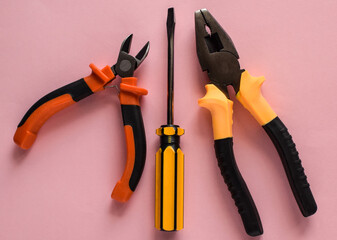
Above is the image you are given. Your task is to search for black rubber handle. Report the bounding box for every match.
[263,117,317,217]
[121,104,146,191]
[214,138,263,236]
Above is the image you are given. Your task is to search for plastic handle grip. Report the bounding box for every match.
[198,83,262,236]
[263,117,317,216]
[215,138,263,236]
[198,84,233,140]
[13,79,93,149]
[237,71,317,216]
[111,77,148,202]
[236,71,277,125]
[155,126,184,231]
[13,64,115,149]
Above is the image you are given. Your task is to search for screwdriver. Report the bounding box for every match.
[155,7,184,231]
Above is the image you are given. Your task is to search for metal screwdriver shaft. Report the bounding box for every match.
[155,7,184,231]
[167,7,175,125]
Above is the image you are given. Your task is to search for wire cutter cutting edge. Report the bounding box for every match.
[195,9,317,236]
[13,34,150,203]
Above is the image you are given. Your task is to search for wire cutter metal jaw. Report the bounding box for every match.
[111,34,150,79]
[195,9,242,98]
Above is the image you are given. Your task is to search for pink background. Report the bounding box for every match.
[1,0,336,239]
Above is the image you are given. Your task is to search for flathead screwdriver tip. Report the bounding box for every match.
[167,8,175,33]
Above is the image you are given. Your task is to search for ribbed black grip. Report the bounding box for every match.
[214,138,263,236]
[263,117,317,217]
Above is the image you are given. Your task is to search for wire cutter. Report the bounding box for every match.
[195,9,317,236]
[13,34,149,203]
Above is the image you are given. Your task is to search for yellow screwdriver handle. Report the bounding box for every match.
[155,126,184,231]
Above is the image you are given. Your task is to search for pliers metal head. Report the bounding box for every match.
[195,9,242,98]
[111,34,150,79]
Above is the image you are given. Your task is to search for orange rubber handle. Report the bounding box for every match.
[111,77,148,202]
[13,64,115,149]
[14,95,76,149]
[118,77,148,106]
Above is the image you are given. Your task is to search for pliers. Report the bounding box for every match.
[195,9,317,236]
[13,34,149,203]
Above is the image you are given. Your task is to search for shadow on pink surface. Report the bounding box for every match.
[11,145,30,164]
[110,200,128,216]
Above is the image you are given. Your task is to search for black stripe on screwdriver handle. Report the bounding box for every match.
[263,117,317,216]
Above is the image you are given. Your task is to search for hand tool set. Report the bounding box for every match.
[13,7,316,236]
[155,8,184,232]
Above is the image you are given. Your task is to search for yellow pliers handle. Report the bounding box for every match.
[199,71,316,236]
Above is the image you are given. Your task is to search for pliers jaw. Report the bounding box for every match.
[195,9,242,98]
[112,34,150,78]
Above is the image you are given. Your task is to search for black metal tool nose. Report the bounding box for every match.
[195,9,239,58]
[195,9,242,97]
